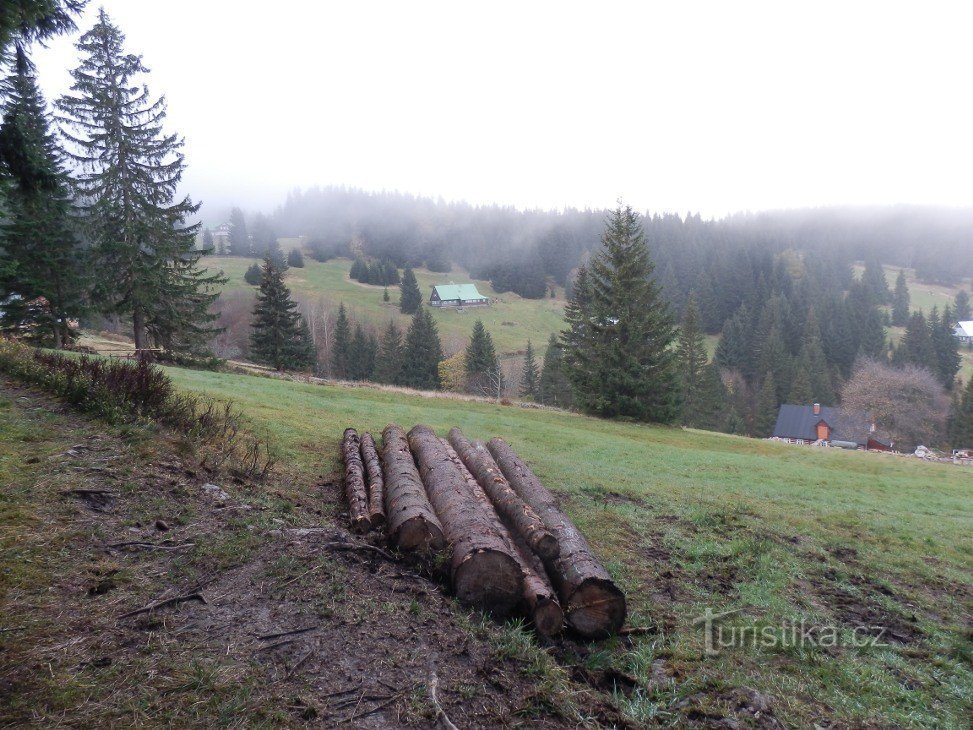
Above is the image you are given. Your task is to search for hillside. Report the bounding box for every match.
[159,364,972,727]
[205,255,566,358]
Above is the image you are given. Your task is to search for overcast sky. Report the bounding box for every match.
[31,1,973,220]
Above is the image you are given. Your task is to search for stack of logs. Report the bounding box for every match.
[341,424,626,638]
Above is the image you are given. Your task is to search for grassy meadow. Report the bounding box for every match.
[163,364,973,727]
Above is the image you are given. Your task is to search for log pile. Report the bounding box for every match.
[337,423,626,638]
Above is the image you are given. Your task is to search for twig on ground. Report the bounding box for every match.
[321,541,397,561]
[106,541,195,552]
[428,655,459,730]
[284,649,314,681]
[118,592,207,619]
[257,624,319,641]
[257,638,296,653]
[280,564,324,588]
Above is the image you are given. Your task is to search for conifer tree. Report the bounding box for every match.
[399,265,422,313]
[891,270,910,327]
[676,294,709,425]
[519,339,539,399]
[375,320,404,385]
[931,304,961,389]
[382,287,390,303]
[714,304,752,374]
[756,324,792,402]
[755,371,779,437]
[400,307,442,390]
[955,289,971,321]
[287,248,304,268]
[694,363,728,431]
[244,263,261,285]
[0,45,86,347]
[858,306,887,360]
[895,311,935,370]
[561,206,678,423]
[538,333,572,408]
[202,228,214,252]
[787,366,813,404]
[249,257,315,370]
[57,10,224,351]
[348,323,376,381]
[861,256,891,304]
[465,319,498,393]
[331,303,351,378]
[794,310,835,403]
[228,206,248,256]
[947,377,973,447]
[0,1,83,63]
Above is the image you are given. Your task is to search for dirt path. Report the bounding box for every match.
[0,379,625,727]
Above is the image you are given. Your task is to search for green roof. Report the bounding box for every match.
[432,283,487,301]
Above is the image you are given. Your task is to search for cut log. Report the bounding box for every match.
[379,424,445,552]
[408,425,522,615]
[486,437,626,637]
[341,428,370,534]
[359,432,386,528]
[441,439,562,636]
[448,427,558,561]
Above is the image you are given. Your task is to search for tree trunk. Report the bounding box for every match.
[486,437,626,637]
[341,428,370,534]
[359,432,385,527]
[379,424,445,552]
[441,438,563,637]
[132,308,146,351]
[447,427,558,561]
[408,425,522,616]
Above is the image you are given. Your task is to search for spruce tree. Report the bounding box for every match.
[57,10,224,352]
[561,206,678,423]
[348,323,376,381]
[0,1,83,63]
[858,306,887,360]
[0,45,86,348]
[331,303,351,378]
[244,263,261,285]
[891,270,910,326]
[861,256,891,304]
[249,257,315,370]
[228,206,248,256]
[895,311,935,370]
[538,333,573,408]
[202,228,214,252]
[947,377,973,447]
[714,304,752,374]
[787,366,813,404]
[795,310,835,404]
[287,248,304,268]
[756,324,792,402]
[931,305,961,389]
[399,265,422,313]
[755,371,779,437]
[955,289,971,321]
[375,320,404,384]
[465,319,498,393]
[401,307,442,390]
[382,287,390,303]
[519,339,539,399]
[676,294,709,426]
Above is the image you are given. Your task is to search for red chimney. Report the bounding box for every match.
[813,403,821,416]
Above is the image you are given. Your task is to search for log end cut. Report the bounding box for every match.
[533,532,560,562]
[394,514,445,553]
[565,578,627,638]
[453,549,522,617]
[531,596,564,637]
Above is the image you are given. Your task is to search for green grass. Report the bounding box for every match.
[205,255,566,357]
[163,364,973,727]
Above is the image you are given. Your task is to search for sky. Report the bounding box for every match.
[30,0,973,221]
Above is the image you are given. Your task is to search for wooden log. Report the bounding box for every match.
[359,432,385,528]
[379,424,445,552]
[448,427,558,561]
[341,428,370,534]
[408,425,522,615]
[486,437,626,637]
[441,439,562,636]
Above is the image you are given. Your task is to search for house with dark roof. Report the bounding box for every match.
[771,403,892,451]
[429,283,490,308]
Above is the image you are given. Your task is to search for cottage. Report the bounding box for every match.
[429,283,490,308]
[954,321,973,344]
[771,403,892,451]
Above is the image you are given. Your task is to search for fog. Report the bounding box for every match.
[31,0,973,219]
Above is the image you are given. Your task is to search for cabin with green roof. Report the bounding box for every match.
[429,283,490,308]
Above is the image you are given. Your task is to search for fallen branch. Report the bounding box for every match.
[257,624,319,641]
[118,592,207,619]
[284,649,314,681]
[427,657,459,730]
[106,541,195,552]
[321,541,396,561]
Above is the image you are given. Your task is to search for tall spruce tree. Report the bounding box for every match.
[519,339,539,399]
[561,206,678,423]
[955,289,971,321]
[947,377,973,447]
[793,310,835,404]
[861,256,891,304]
[465,319,498,393]
[931,305,961,389]
[858,306,887,360]
[895,311,935,370]
[755,371,779,437]
[330,303,351,378]
[375,320,404,384]
[228,206,248,256]
[399,265,422,314]
[538,332,572,408]
[891,270,910,327]
[0,45,86,347]
[714,304,752,374]
[348,323,376,381]
[676,294,709,425]
[400,306,442,390]
[249,257,315,370]
[56,10,224,351]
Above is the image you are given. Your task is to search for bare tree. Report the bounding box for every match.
[841,358,949,451]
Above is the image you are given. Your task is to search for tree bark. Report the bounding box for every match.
[359,432,385,528]
[408,425,522,615]
[486,437,626,637]
[440,439,562,636]
[341,428,370,534]
[379,424,445,552]
[447,427,558,561]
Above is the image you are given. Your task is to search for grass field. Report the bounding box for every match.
[205,255,566,357]
[163,364,973,727]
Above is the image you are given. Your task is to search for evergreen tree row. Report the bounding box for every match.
[350,256,400,286]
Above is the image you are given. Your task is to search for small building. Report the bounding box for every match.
[954,321,973,344]
[429,283,490,308]
[771,403,892,451]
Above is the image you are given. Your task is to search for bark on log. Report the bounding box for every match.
[408,425,522,615]
[379,424,445,552]
[359,432,385,528]
[341,428,370,534]
[448,428,558,561]
[486,437,626,637]
[441,439,562,636]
